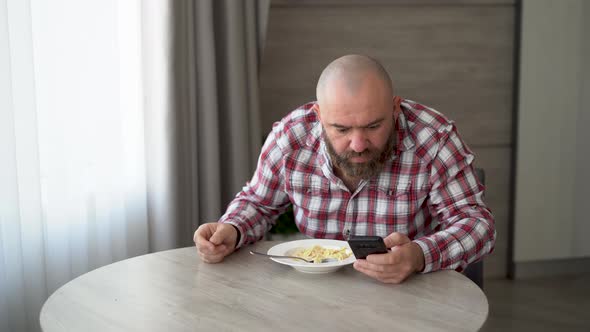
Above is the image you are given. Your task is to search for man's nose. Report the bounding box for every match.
[349,131,369,152]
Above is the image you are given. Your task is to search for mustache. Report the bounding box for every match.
[340,149,378,159]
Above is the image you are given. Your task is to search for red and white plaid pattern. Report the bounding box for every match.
[220,99,496,273]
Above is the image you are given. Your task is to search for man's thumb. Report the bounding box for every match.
[209,226,227,246]
[383,232,410,248]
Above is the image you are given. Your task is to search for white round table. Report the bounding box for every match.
[41,241,488,331]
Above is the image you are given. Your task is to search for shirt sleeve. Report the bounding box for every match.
[412,125,497,273]
[218,127,291,248]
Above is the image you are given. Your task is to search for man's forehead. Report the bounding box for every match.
[320,101,390,123]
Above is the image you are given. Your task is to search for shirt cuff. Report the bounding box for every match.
[221,220,246,249]
[412,238,442,273]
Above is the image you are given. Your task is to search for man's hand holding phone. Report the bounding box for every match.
[350,232,425,284]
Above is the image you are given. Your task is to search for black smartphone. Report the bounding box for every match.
[347,236,388,259]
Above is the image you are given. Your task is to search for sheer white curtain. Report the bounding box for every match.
[1,0,150,331]
[1,0,270,331]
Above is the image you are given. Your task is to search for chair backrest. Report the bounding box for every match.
[474,168,485,187]
[463,167,485,289]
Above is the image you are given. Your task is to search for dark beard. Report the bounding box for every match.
[323,129,395,180]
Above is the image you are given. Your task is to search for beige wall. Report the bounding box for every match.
[574,0,590,257]
[514,0,590,262]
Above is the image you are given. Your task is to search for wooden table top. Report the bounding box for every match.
[40,241,488,331]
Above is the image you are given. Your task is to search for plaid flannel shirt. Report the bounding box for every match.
[219,99,496,273]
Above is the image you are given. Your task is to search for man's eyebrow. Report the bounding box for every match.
[329,118,385,129]
[330,123,351,129]
[364,118,385,127]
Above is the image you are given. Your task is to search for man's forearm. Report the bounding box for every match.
[413,214,495,273]
[219,197,287,248]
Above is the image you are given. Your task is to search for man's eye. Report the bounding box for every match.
[336,128,349,133]
[368,124,380,130]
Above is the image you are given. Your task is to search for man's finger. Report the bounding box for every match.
[209,224,231,246]
[354,262,382,278]
[195,224,217,250]
[355,257,396,272]
[196,235,215,252]
[383,232,410,248]
[198,242,227,255]
[354,262,399,283]
[208,249,229,263]
[365,251,399,265]
[200,251,225,264]
[354,262,407,284]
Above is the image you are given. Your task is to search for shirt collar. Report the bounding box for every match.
[396,101,416,153]
[304,118,332,177]
[306,116,323,147]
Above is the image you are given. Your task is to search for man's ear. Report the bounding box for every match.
[393,96,402,120]
[312,103,321,121]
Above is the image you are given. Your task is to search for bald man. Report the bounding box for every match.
[194,54,496,284]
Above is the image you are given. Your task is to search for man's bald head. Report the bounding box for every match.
[316,54,393,104]
[313,55,399,182]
